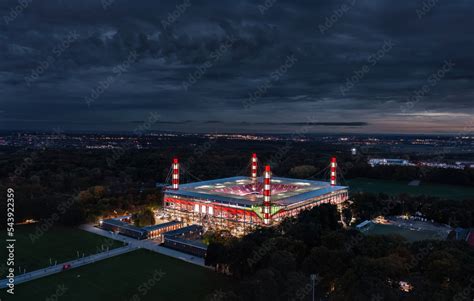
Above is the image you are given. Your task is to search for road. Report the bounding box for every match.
[79,224,207,267]
[0,245,136,289]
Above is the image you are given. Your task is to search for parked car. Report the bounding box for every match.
[62,264,72,271]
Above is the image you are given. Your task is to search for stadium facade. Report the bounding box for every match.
[164,154,349,235]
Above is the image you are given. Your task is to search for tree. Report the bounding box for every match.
[132,208,155,227]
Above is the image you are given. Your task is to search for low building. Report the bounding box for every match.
[143,221,182,239]
[162,225,207,257]
[100,217,182,240]
[100,218,148,240]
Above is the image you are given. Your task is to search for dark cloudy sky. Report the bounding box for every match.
[1,0,473,134]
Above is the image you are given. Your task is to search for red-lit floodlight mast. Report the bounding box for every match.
[330,157,337,186]
[251,153,258,180]
[172,158,179,190]
[263,165,272,225]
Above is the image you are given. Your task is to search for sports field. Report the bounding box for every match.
[0,224,124,274]
[347,178,474,200]
[0,249,230,301]
[362,223,448,242]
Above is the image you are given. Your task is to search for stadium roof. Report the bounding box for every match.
[165,176,348,207]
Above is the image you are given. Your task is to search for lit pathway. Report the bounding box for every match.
[79,224,207,267]
[0,245,136,289]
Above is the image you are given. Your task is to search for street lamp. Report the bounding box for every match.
[310,274,317,301]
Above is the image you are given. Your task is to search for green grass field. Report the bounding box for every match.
[362,223,446,242]
[0,249,231,301]
[0,224,124,274]
[347,178,474,200]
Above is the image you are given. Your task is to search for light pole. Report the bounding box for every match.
[310,274,317,301]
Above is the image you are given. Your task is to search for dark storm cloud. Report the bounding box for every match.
[0,0,473,133]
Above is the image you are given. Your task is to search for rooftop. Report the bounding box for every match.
[165,176,348,207]
[102,218,147,234]
[163,225,207,250]
[142,220,182,231]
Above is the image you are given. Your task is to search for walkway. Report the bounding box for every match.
[0,245,136,289]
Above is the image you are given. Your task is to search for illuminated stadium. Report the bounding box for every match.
[163,154,349,235]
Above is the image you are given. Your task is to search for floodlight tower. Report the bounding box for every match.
[251,153,258,189]
[330,157,337,186]
[263,165,272,225]
[172,158,179,190]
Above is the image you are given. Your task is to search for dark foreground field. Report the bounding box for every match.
[0,224,124,273]
[0,249,230,301]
